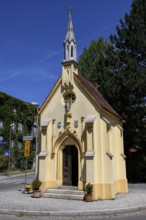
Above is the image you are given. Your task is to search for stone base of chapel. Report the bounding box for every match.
[93,179,128,200]
[40,179,128,200]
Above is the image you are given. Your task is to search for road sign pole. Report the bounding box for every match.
[25,158,27,184]
[8,156,10,176]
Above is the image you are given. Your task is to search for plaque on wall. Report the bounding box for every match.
[57,122,62,129]
[74,120,78,128]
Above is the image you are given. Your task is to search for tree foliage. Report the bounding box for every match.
[79,37,117,89]
[79,0,146,181]
[78,37,121,110]
[110,0,146,150]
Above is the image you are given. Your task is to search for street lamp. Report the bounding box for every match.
[9,123,15,175]
[31,102,39,178]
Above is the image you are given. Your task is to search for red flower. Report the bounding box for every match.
[129,148,137,153]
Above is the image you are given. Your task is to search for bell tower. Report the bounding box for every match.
[62,7,78,87]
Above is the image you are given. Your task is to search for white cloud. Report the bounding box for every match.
[39,49,63,63]
[0,70,24,82]
[0,64,58,84]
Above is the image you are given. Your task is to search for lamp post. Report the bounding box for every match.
[9,123,15,175]
[31,102,39,179]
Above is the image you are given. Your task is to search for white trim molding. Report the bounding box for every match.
[85,151,95,157]
[39,151,48,157]
[40,119,52,127]
[85,115,96,123]
[106,151,114,159]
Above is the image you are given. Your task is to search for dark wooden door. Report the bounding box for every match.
[63,146,78,186]
[63,147,72,185]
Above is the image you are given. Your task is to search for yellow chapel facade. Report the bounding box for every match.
[38,10,128,200]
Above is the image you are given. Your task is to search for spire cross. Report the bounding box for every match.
[67,6,72,16]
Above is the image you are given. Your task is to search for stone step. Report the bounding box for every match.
[45,188,84,195]
[60,185,78,190]
[43,188,84,201]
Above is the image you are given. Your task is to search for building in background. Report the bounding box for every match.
[0,92,36,171]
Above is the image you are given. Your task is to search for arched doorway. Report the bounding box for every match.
[63,145,78,186]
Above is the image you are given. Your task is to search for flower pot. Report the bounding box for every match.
[85,194,92,202]
[33,190,42,198]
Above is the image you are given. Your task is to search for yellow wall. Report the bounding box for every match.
[38,64,128,200]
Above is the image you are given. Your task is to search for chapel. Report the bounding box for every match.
[38,9,128,200]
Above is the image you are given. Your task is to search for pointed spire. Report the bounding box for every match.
[62,8,78,86]
[63,7,77,62]
[65,7,76,43]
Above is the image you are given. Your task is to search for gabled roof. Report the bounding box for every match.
[39,71,120,119]
[74,73,120,118]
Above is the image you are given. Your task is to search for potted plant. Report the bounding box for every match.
[32,178,42,198]
[84,182,93,202]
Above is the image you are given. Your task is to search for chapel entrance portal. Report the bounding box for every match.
[63,145,78,186]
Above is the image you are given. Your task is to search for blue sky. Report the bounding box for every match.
[0,0,132,106]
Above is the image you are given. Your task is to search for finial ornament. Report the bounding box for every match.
[67,6,72,16]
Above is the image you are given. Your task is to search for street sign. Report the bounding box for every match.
[4,150,10,156]
[23,136,33,141]
[0,141,8,146]
[24,141,30,158]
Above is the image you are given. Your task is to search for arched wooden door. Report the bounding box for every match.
[63,145,78,186]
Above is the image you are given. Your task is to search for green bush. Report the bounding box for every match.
[85,183,93,194]
[32,178,42,190]
[0,155,8,172]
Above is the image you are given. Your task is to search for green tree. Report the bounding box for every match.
[79,37,118,90]
[110,0,146,152]
[79,0,146,181]
[78,37,122,113]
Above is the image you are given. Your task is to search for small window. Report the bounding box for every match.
[11,122,15,130]
[18,122,23,132]
[32,126,37,138]
[18,142,22,150]
[0,118,3,128]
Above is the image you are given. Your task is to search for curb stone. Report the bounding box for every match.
[0,172,34,181]
[1,206,146,217]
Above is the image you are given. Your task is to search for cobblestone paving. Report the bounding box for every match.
[0,184,146,213]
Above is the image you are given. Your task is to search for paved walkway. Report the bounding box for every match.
[0,175,146,217]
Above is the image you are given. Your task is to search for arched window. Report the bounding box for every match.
[71,46,73,58]
[67,46,69,58]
